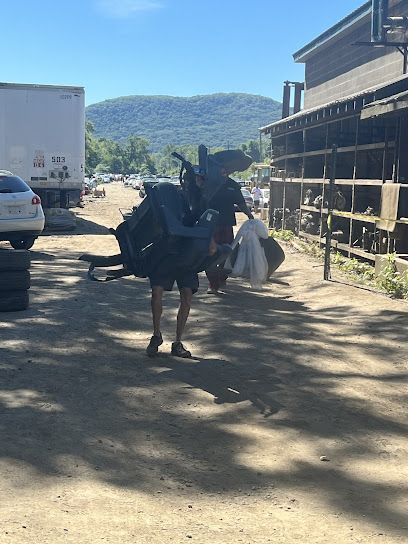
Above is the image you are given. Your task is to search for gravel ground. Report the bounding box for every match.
[0,182,407,543]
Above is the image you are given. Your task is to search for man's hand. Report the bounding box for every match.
[208,237,217,256]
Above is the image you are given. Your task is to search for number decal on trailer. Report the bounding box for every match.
[51,156,66,164]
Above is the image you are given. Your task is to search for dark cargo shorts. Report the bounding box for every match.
[149,269,199,294]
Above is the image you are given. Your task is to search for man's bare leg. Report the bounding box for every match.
[146,286,164,356]
[151,286,163,336]
[172,288,193,358]
[176,287,192,341]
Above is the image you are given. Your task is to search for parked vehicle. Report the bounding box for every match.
[0,83,84,210]
[260,188,270,208]
[170,176,180,186]
[139,178,157,198]
[240,188,254,210]
[84,177,93,195]
[0,171,45,249]
[84,178,98,194]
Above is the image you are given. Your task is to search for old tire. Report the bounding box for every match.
[0,270,31,291]
[10,237,36,250]
[0,290,29,312]
[0,249,31,271]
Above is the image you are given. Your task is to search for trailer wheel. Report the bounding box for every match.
[10,237,36,250]
[0,249,31,271]
[0,290,29,312]
[0,270,31,291]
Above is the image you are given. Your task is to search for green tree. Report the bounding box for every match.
[122,136,156,174]
[241,140,261,163]
[85,121,102,175]
[155,144,199,175]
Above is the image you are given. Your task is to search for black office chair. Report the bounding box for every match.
[80,181,230,281]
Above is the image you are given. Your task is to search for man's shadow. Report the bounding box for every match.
[154,357,283,417]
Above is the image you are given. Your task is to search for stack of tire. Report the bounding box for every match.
[0,249,31,312]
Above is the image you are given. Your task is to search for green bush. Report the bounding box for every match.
[332,252,376,282]
[375,254,408,299]
[269,229,295,242]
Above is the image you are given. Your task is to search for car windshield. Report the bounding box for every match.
[241,189,251,197]
[0,175,30,193]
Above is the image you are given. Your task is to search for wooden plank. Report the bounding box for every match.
[348,247,376,261]
[270,177,383,186]
[333,211,379,223]
[301,178,325,184]
[330,240,350,253]
[323,179,383,186]
[299,231,376,261]
[270,142,395,163]
[298,231,321,242]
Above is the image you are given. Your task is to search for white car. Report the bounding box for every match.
[240,188,254,210]
[0,171,45,249]
[260,188,270,208]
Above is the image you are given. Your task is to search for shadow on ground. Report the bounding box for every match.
[0,253,407,536]
[41,215,111,237]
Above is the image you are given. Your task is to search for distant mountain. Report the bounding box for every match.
[86,93,281,151]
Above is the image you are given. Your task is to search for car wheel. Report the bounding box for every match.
[0,270,30,291]
[0,248,31,271]
[0,290,29,312]
[10,237,36,250]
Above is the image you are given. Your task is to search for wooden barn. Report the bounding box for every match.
[260,0,408,270]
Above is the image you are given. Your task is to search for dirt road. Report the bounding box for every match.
[0,183,407,543]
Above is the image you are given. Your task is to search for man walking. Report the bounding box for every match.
[146,173,209,359]
[251,185,262,213]
[206,164,253,295]
[146,261,199,358]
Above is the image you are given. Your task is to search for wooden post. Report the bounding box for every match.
[324,145,338,281]
[349,116,360,256]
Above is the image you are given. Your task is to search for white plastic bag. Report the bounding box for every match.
[226,219,268,289]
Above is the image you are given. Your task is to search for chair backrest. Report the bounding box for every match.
[115,182,220,277]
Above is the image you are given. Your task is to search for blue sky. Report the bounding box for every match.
[3,0,364,105]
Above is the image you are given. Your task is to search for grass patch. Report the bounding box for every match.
[268,228,295,242]
[271,228,408,300]
[331,252,376,283]
[375,253,408,299]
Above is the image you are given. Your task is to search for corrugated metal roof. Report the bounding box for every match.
[361,88,408,118]
[259,73,408,133]
[293,2,371,63]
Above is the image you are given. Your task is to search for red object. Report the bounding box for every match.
[32,195,41,205]
[206,225,234,290]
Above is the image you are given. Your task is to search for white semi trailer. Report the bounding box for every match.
[0,82,85,208]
